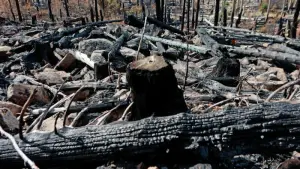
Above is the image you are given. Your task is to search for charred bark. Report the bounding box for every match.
[48,0,55,22]
[8,0,16,21]
[207,57,240,87]
[126,55,187,120]
[63,0,70,17]
[214,0,220,26]
[0,103,300,168]
[95,0,99,21]
[291,0,300,38]
[15,0,22,22]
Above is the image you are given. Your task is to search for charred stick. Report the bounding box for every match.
[19,88,37,140]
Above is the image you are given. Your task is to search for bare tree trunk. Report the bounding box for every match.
[230,0,236,27]
[194,0,200,28]
[265,0,271,23]
[63,0,70,17]
[214,0,220,26]
[291,0,300,38]
[7,0,16,21]
[95,0,99,21]
[14,0,22,22]
[48,0,54,22]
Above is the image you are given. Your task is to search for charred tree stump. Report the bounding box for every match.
[207,57,240,87]
[126,55,187,120]
[31,15,37,25]
[15,0,22,22]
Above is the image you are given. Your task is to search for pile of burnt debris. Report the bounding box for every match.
[1,15,300,169]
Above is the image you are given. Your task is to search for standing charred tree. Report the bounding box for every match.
[63,0,70,17]
[265,0,271,23]
[95,0,99,21]
[99,0,104,21]
[8,0,16,21]
[291,0,300,38]
[230,0,236,27]
[181,0,186,31]
[89,0,95,22]
[223,7,227,26]
[194,0,200,28]
[15,0,22,22]
[191,0,195,28]
[48,0,54,22]
[187,0,190,32]
[155,0,163,21]
[214,0,220,26]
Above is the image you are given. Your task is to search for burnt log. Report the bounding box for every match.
[125,15,184,35]
[126,55,187,120]
[0,102,300,168]
[196,28,229,57]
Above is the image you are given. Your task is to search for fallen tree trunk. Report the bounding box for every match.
[134,34,208,54]
[1,102,300,168]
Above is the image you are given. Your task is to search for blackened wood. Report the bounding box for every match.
[63,0,70,17]
[235,6,243,27]
[160,0,164,22]
[187,0,190,32]
[99,0,104,21]
[126,15,184,35]
[126,55,187,120]
[222,7,227,26]
[1,103,300,168]
[265,0,271,22]
[48,0,55,22]
[95,0,99,21]
[8,0,16,21]
[194,0,200,28]
[191,0,195,28]
[181,0,186,31]
[214,0,220,26]
[230,0,236,27]
[196,28,228,57]
[155,0,163,21]
[291,0,300,38]
[277,17,283,36]
[31,15,37,25]
[207,57,240,87]
[15,0,22,22]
